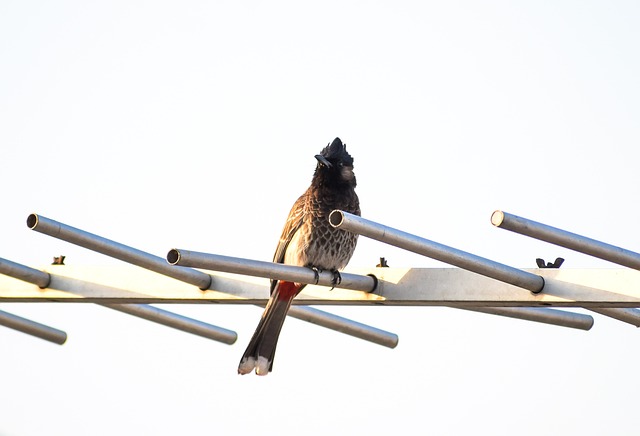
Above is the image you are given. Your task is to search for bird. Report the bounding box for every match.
[238,137,361,376]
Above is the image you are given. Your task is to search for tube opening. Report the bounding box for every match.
[329,210,344,227]
[490,210,505,227]
[26,213,39,229]
[167,249,181,265]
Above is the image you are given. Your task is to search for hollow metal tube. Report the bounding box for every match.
[167,249,377,292]
[588,308,640,327]
[27,214,211,290]
[0,257,50,288]
[100,304,237,343]
[0,309,67,344]
[286,306,398,348]
[492,210,640,270]
[458,307,594,330]
[330,210,545,293]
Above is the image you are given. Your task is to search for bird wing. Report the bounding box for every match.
[270,192,306,293]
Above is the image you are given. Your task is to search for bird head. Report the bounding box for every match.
[313,137,356,187]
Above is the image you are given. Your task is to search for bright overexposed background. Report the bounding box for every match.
[1,2,639,435]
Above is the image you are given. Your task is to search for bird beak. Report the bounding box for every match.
[315,154,332,168]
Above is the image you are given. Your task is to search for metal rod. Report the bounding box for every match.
[491,210,640,270]
[458,307,594,330]
[0,257,50,288]
[168,249,398,347]
[0,257,236,344]
[27,214,397,346]
[27,214,212,290]
[286,306,398,347]
[167,249,377,292]
[0,309,68,344]
[100,304,237,343]
[588,308,640,327]
[329,210,545,293]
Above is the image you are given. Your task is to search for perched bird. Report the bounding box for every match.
[238,137,361,376]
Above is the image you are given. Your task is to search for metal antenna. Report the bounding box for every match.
[26,213,399,348]
[4,208,640,357]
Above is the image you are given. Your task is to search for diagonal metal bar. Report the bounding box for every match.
[587,308,640,327]
[329,210,545,293]
[455,307,593,330]
[0,257,50,288]
[491,210,640,270]
[27,214,212,289]
[101,303,237,341]
[167,249,377,292]
[0,308,67,344]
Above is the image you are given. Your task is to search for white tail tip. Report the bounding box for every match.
[238,356,272,376]
[255,356,270,376]
[238,357,256,375]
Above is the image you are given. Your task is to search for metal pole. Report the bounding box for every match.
[587,308,640,327]
[167,249,377,292]
[457,307,594,330]
[0,257,50,288]
[0,309,67,344]
[491,210,640,270]
[0,257,236,344]
[101,304,237,343]
[27,214,398,347]
[286,306,398,347]
[27,214,212,290]
[0,257,51,288]
[329,210,545,293]
[168,249,398,348]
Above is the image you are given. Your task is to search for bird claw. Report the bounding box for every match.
[331,270,342,286]
[309,266,321,285]
[306,267,341,289]
[328,270,341,291]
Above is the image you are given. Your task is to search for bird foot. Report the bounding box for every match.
[331,270,342,286]
[328,269,341,291]
[308,266,321,285]
[305,267,341,289]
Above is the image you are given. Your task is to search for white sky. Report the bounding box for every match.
[1,1,639,435]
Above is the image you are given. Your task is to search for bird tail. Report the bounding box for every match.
[238,281,300,375]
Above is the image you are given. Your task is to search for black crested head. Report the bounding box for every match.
[317,137,354,166]
[312,137,356,188]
